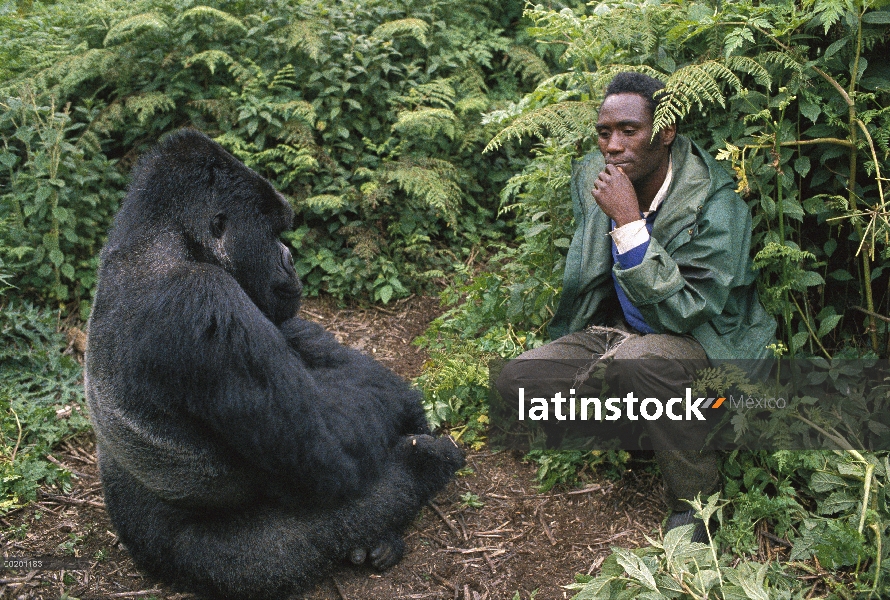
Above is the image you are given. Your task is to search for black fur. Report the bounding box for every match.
[85,129,464,600]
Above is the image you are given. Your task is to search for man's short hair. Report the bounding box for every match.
[604,72,665,120]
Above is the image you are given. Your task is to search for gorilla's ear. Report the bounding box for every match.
[210,213,227,239]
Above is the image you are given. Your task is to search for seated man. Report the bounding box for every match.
[496,71,776,540]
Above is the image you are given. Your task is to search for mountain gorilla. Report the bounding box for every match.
[85,129,464,600]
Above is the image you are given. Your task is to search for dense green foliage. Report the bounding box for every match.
[0,0,550,306]
[415,0,890,596]
[0,303,87,512]
[2,0,890,595]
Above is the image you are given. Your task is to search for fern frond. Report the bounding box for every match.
[286,20,324,60]
[175,6,247,33]
[809,0,847,34]
[372,18,429,46]
[392,108,457,140]
[302,194,348,211]
[384,157,462,224]
[124,92,175,125]
[759,50,806,75]
[182,50,235,74]
[273,100,315,124]
[21,48,117,96]
[394,79,456,111]
[103,13,167,46]
[270,64,297,90]
[725,55,772,89]
[653,62,742,134]
[188,98,237,124]
[484,101,599,153]
[341,225,382,260]
[506,45,550,86]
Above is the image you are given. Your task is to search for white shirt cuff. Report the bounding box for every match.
[610,219,650,254]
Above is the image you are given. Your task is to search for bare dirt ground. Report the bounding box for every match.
[0,296,668,600]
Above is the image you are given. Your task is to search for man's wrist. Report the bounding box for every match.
[610,219,650,254]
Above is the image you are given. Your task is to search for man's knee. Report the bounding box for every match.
[612,333,706,361]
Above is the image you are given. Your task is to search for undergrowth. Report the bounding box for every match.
[0,303,88,513]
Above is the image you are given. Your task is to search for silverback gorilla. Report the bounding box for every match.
[85,129,465,600]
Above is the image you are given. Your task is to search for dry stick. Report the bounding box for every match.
[429,502,461,539]
[106,590,164,598]
[538,511,557,546]
[332,577,349,600]
[44,454,92,479]
[482,552,497,574]
[455,512,469,541]
[562,484,610,496]
[42,493,105,509]
[463,584,472,600]
[445,546,502,554]
[853,305,890,324]
[430,570,455,589]
[0,573,37,585]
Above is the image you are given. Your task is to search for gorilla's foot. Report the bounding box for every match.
[369,532,405,570]
[347,531,405,571]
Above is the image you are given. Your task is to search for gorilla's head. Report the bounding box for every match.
[118,129,303,325]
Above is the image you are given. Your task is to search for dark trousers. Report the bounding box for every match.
[495,325,719,511]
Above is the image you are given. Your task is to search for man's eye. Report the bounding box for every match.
[623,129,637,135]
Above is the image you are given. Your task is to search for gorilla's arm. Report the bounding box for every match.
[279,316,430,435]
[279,317,351,368]
[148,271,403,501]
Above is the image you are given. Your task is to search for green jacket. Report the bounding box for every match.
[549,135,776,361]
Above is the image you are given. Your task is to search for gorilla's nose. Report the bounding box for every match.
[279,242,297,277]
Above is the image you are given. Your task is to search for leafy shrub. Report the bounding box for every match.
[0,303,88,512]
[525,449,630,493]
[1,0,548,305]
[0,89,125,313]
[414,343,491,450]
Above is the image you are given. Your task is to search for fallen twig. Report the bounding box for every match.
[107,590,164,598]
[333,577,349,600]
[538,511,557,546]
[429,502,461,539]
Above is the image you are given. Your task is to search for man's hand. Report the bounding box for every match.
[592,165,641,227]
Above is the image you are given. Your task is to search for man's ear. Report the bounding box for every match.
[660,122,677,147]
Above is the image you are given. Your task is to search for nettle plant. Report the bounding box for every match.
[0,89,124,315]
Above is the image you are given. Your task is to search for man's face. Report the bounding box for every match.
[595,93,675,188]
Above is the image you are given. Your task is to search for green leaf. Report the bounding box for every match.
[791,331,809,353]
[825,37,848,59]
[796,271,824,287]
[378,284,394,304]
[809,471,847,492]
[49,249,64,267]
[862,10,890,23]
[799,99,821,124]
[614,547,658,591]
[828,269,853,281]
[817,314,842,338]
[819,490,857,515]
[793,156,811,178]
